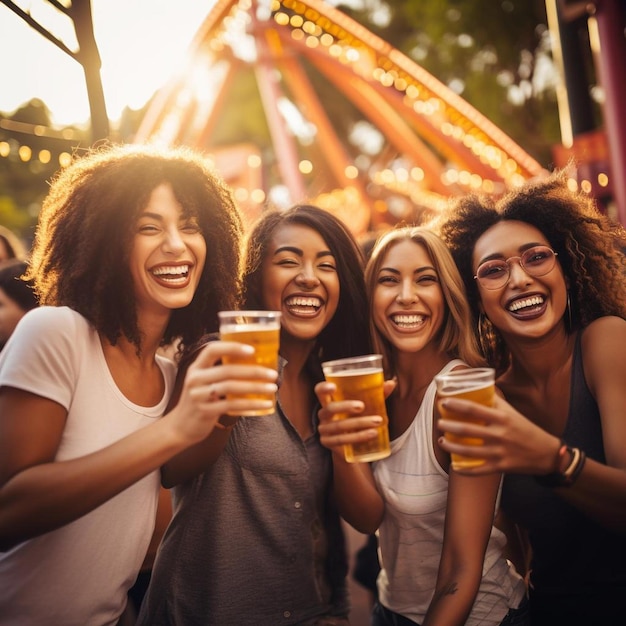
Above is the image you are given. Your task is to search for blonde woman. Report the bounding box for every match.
[316,227,527,626]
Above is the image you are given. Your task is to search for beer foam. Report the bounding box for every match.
[323,367,382,377]
[220,322,280,334]
[437,380,493,395]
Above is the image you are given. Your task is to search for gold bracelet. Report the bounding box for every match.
[534,441,587,488]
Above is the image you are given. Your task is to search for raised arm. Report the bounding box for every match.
[0,340,277,550]
[0,387,209,551]
[423,471,503,626]
[315,381,384,533]
[161,340,278,487]
[437,317,626,534]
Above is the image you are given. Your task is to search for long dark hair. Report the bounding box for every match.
[241,204,371,363]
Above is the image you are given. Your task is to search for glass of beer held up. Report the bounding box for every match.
[218,310,281,416]
[321,354,391,463]
[434,367,495,470]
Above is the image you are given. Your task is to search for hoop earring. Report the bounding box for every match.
[477,312,490,356]
[566,292,573,331]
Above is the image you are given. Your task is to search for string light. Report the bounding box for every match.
[130,0,611,230]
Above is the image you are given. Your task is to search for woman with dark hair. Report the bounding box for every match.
[0,144,276,625]
[315,227,527,626]
[0,260,38,351]
[435,170,626,625]
[138,204,371,626]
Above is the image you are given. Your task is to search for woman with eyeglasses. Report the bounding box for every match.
[435,170,626,626]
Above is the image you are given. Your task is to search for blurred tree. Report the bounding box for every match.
[1,0,564,234]
[0,100,88,238]
[338,0,562,165]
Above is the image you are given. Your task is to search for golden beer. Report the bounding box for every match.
[219,311,281,416]
[435,368,495,470]
[323,355,391,463]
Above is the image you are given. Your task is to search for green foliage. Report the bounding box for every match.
[0,100,89,238]
[0,195,32,234]
[339,0,562,165]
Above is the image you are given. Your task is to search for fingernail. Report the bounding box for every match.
[242,345,255,354]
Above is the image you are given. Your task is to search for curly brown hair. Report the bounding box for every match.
[26,143,244,353]
[435,169,626,371]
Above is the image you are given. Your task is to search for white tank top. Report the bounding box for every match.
[373,360,525,626]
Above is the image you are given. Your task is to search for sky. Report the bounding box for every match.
[0,0,216,127]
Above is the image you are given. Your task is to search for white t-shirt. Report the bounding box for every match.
[0,306,176,626]
[373,360,526,626]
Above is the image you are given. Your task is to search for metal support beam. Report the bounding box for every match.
[592,0,626,225]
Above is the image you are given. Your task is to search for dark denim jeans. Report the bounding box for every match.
[371,595,530,626]
[371,603,418,626]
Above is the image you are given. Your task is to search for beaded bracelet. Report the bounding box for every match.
[534,440,587,488]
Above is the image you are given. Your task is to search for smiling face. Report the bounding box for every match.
[260,223,340,343]
[129,182,207,317]
[472,220,567,340]
[372,239,445,356]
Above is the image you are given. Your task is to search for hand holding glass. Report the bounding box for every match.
[218,310,281,416]
[321,354,391,463]
[435,367,495,470]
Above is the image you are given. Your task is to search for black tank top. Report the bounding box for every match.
[500,332,626,623]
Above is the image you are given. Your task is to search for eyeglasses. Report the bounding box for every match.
[474,246,558,290]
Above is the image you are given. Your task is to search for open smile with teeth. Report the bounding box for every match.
[151,264,190,283]
[285,296,322,313]
[508,295,544,312]
[391,314,425,328]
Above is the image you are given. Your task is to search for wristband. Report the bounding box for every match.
[534,441,586,488]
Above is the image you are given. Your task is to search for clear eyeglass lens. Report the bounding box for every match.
[476,246,555,289]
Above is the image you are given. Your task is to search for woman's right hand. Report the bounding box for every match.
[169,340,278,446]
[314,380,391,532]
[314,381,384,455]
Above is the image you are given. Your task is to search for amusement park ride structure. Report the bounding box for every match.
[134,0,546,235]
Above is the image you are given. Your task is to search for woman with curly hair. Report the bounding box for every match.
[435,170,626,625]
[0,144,277,625]
[138,204,371,626]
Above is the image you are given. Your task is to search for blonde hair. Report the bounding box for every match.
[364,226,485,377]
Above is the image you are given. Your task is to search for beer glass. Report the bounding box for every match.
[218,310,281,416]
[434,367,495,470]
[321,354,391,463]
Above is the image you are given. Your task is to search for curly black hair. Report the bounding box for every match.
[26,143,244,354]
[435,169,626,372]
